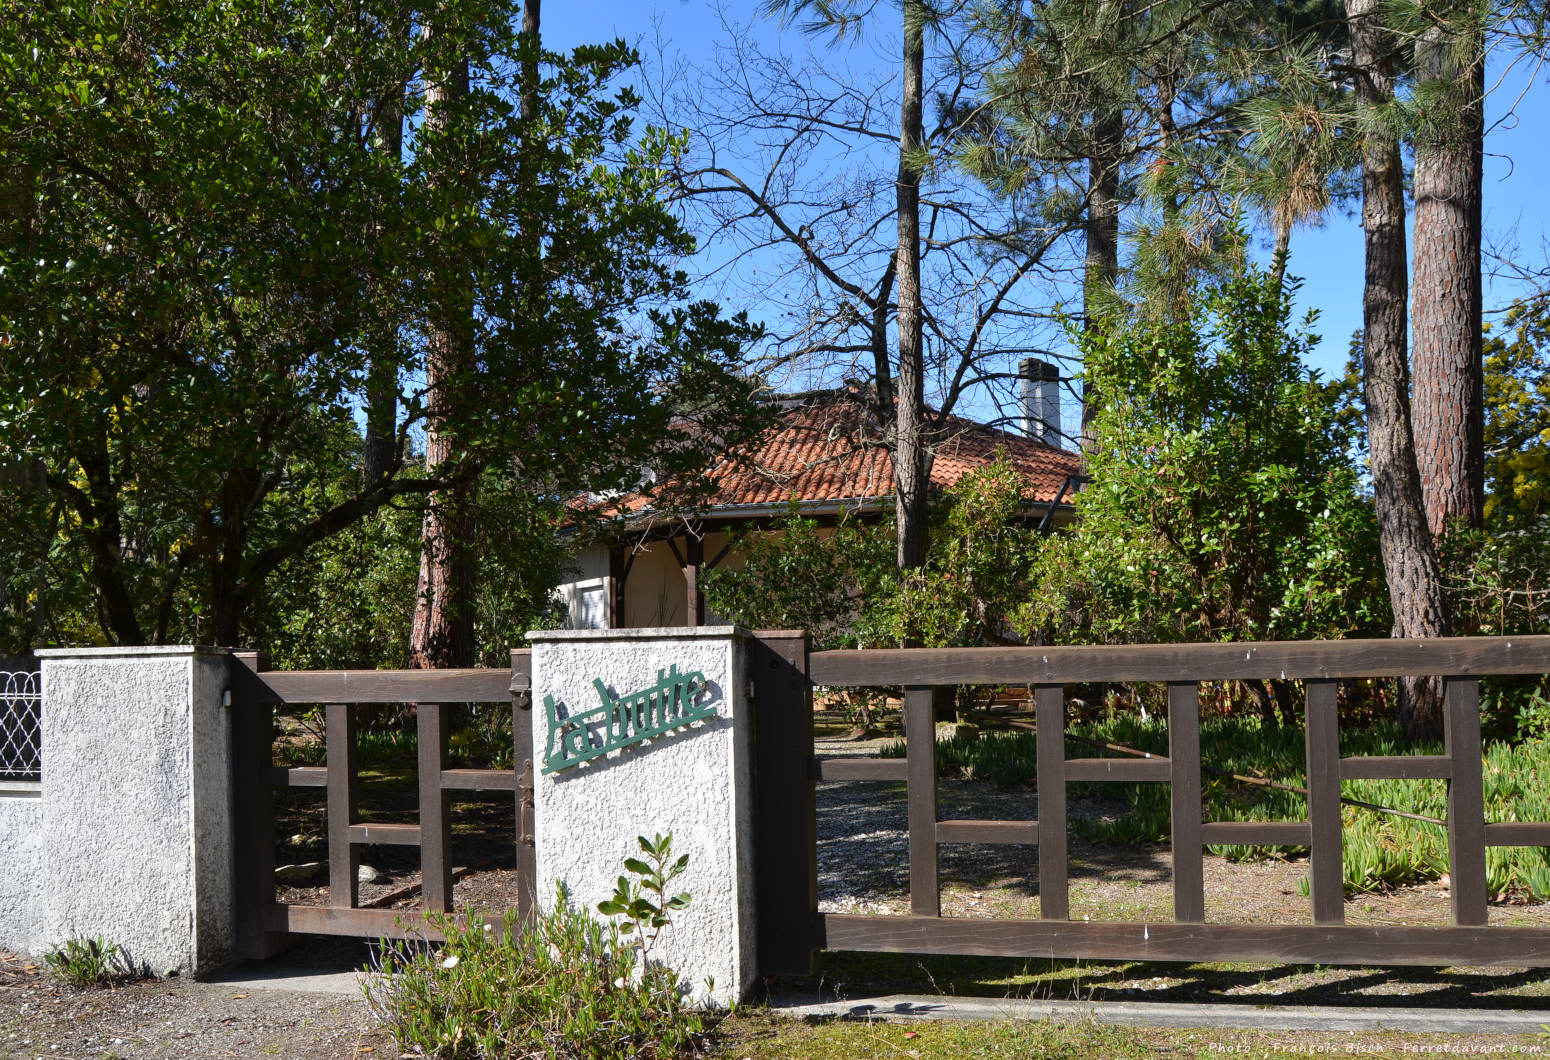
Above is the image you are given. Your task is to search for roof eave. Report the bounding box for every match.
[615,495,1077,532]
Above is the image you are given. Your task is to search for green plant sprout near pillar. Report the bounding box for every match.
[598,832,692,965]
[43,936,135,988]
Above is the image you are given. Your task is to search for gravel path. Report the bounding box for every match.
[814,775,1550,927]
[0,958,393,1059]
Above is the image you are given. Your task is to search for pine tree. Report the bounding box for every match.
[1347,0,1452,739]
[1410,0,1487,535]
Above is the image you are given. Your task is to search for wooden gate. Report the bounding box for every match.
[228,651,536,957]
[752,635,1550,974]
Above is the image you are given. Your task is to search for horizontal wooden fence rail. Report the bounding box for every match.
[817,917,1550,967]
[229,651,534,956]
[792,636,1550,970]
[230,666,513,705]
[807,635,1550,686]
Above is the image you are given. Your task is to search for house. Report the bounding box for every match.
[558,358,1084,630]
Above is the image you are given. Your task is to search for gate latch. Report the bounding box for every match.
[509,671,532,710]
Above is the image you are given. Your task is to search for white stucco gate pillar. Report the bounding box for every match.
[34,646,235,974]
[529,627,757,1005]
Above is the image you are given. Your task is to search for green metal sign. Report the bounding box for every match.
[543,664,717,774]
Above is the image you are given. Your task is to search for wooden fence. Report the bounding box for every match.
[228,651,535,958]
[226,634,1550,973]
[754,635,1550,972]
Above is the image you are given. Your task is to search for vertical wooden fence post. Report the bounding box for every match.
[1304,679,1345,925]
[417,704,452,912]
[326,703,360,910]
[1445,675,1488,926]
[905,686,939,917]
[751,631,817,975]
[230,652,281,959]
[1168,682,1204,923]
[1035,685,1069,920]
[511,650,536,922]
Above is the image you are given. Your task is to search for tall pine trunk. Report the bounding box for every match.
[410,35,477,670]
[1347,0,1451,740]
[1271,218,1292,283]
[894,0,928,575]
[364,81,404,486]
[521,1,541,122]
[1411,6,1485,536]
[1079,104,1122,456]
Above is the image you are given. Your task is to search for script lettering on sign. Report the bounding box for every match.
[542,664,717,774]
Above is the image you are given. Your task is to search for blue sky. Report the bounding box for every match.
[544,3,1550,387]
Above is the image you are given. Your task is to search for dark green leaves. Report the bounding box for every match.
[597,833,693,958]
[0,0,761,652]
[1021,258,1387,647]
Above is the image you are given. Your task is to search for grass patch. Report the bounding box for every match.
[882,716,1550,898]
[43,936,138,988]
[757,949,1550,1009]
[716,1012,1158,1059]
[274,715,513,771]
[275,725,416,768]
[713,1012,1546,1060]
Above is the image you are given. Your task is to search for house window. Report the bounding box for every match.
[566,578,612,630]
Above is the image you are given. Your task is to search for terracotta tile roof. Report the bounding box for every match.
[604,390,1081,522]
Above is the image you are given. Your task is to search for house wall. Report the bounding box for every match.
[558,531,741,631]
[617,531,735,629]
[558,505,1074,632]
[621,542,684,627]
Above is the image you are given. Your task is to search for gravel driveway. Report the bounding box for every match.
[0,957,392,1060]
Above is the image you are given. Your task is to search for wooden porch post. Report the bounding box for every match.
[684,534,704,626]
[609,546,627,629]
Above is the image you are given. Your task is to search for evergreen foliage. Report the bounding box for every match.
[0,0,762,654]
[1019,257,1386,646]
[702,456,1044,652]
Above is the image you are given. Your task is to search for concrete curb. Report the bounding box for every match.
[205,966,374,997]
[769,992,1550,1035]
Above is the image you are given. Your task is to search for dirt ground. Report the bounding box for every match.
[0,954,394,1060]
[5,952,1550,1060]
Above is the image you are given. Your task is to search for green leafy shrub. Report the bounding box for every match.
[365,885,709,1059]
[701,456,1048,652]
[700,499,893,652]
[866,455,1046,649]
[43,936,134,988]
[1018,260,1387,663]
